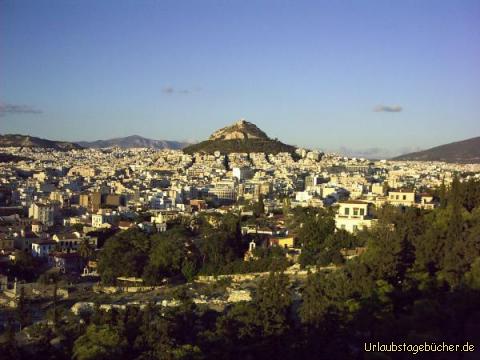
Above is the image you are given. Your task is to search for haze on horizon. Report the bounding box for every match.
[1,0,479,158]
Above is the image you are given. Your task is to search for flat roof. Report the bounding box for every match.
[338,200,370,205]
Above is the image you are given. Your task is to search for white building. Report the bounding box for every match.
[233,167,253,181]
[388,190,415,207]
[91,211,117,228]
[32,239,56,257]
[52,232,97,252]
[209,181,236,202]
[149,193,173,209]
[335,200,376,233]
[295,191,314,202]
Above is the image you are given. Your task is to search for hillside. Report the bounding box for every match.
[392,136,480,163]
[183,119,297,155]
[0,134,83,151]
[77,135,189,150]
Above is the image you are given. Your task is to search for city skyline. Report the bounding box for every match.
[1,0,479,157]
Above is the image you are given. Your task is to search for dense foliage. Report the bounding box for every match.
[183,138,298,157]
[97,210,298,284]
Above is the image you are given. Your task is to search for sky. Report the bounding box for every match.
[1,0,479,157]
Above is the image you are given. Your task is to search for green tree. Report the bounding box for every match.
[362,223,410,284]
[78,238,95,262]
[11,250,38,281]
[253,194,265,217]
[298,210,335,267]
[73,324,127,360]
[16,287,31,331]
[254,271,292,336]
[97,229,150,284]
[0,316,20,359]
[198,214,244,274]
[143,228,191,284]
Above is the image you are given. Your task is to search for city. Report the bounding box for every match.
[1,1,480,359]
[1,119,480,359]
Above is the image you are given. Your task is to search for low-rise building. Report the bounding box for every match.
[32,239,57,258]
[52,232,97,252]
[388,190,416,207]
[268,236,295,249]
[335,200,376,233]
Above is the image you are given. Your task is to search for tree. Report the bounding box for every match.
[254,271,292,337]
[16,287,31,331]
[97,229,150,284]
[282,197,291,217]
[298,210,335,267]
[198,214,244,274]
[439,178,447,209]
[73,324,127,360]
[78,238,94,262]
[11,250,38,281]
[362,223,410,284]
[0,316,20,359]
[441,178,469,287]
[143,228,191,284]
[413,208,449,275]
[253,195,265,217]
[223,154,230,170]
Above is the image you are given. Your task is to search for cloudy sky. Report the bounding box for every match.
[1,0,479,157]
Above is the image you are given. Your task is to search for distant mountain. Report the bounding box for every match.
[77,135,190,150]
[0,134,83,151]
[392,136,480,163]
[183,119,297,155]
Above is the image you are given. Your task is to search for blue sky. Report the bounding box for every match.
[1,0,479,157]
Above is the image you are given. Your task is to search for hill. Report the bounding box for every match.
[392,136,480,163]
[0,134,83,151]
[77,135,189,150]
[183,119,297,155]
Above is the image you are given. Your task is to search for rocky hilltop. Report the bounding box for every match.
[392,136,480,163]
[209,119,269,141]
[0,134,83,151]
[183,119,297,155]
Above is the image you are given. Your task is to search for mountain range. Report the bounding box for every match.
[183,119,297,155]
[76,135,189,150]
[0,134,82,151]
[392,136,480,163]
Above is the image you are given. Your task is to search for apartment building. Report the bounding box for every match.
[335,200,376,233]
[28,202,55,227]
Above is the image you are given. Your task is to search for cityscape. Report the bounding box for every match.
[1,1,480,359]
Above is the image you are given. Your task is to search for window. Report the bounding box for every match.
[360,208,365,216]
[344,208,350,215]
[396,195,399,200]
[403,195,406,200]
[353,225,358,232]
[353,208,359,216]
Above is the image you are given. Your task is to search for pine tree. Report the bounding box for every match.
[16,287,31,331]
